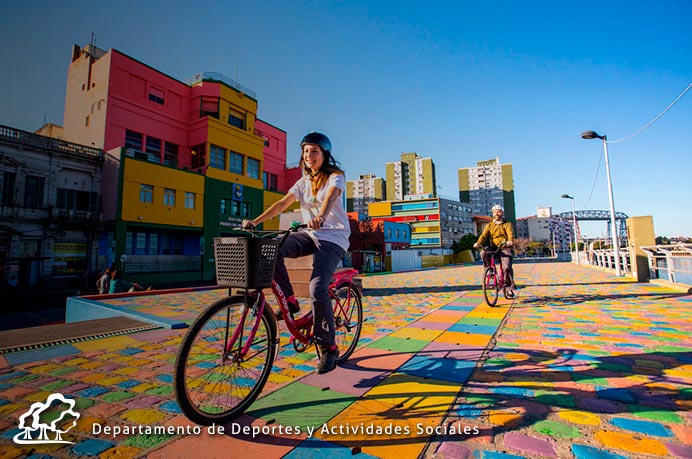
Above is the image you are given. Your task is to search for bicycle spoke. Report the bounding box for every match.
[174,296,277,425]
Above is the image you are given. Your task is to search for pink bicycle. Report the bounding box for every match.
[174,224,363,425]
[482,244,515,307]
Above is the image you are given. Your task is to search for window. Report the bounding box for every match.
[262,172,278,191]
[201,97,219,118]
[125,130,143,151]
[57,188,98,211]
[148,86,165,104]
[246,157,260,179]
[241,202,251,217]
[24,176,45,208]
[136,233,147,254]
[164,142,178,166]
[140,184,153,203]
[185,192,195,209]
[229,151,243,175]
[146,136,162,160]
[190,144,205,170]
[2,172,16,206]
[220,198,228,215]
[228,107,245,129]
[209,145,226,170]
[164,188,175,207]
[148,233,158,255]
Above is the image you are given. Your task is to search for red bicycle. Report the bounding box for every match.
[482,244,515,307]
[174,224,363,425]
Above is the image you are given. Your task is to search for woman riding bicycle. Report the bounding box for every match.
[242,132,350,374]
[473,204,517,291]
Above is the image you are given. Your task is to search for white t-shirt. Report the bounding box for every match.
[289,173,351,252]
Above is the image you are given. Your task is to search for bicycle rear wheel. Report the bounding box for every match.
[332,284,363,363]
[174,295,278,425]
[482,267,499,307]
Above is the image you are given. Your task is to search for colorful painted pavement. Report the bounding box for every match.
[0,262,690,459]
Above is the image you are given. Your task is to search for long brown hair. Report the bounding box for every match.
[300,149,344,196]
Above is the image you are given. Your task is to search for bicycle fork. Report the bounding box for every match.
[223,293,269,363]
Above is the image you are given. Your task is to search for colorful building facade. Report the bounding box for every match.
[63,44,291,285]
[368,197,473,249]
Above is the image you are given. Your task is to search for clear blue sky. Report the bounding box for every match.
[2,0,691,237]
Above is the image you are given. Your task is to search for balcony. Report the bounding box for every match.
[51,208,101,223]
[0,124,103,161]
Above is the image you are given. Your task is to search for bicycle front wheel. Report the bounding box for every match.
[332,284,363,363]
[174,295,278,425]
[482,267,499,307]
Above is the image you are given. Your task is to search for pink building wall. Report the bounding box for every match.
[104,51,194,158]
[255,119,291,193]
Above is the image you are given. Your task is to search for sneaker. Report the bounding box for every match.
[316,344,340,374]
[275,298,300,321]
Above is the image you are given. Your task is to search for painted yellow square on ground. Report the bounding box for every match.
[436,331,492,347]
[26,363,63,373]
[557,409,602,426]
[72,336,139,351]
[465,309,507,320]
[364,373,461,414]
[388,327,443,342]
[315,397,432,459]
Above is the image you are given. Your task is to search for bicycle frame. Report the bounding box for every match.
[224,268,360,357]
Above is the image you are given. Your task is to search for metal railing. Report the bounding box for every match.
[0,124,103,160]
[583,248,631,274]
[187,72,256,99]
[640,244,692,285]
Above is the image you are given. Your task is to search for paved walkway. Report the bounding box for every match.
[0,262,690,459]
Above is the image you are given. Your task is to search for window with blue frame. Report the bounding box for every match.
[229,151,243,174]
[209,145,226,170]
[247,158,260,179]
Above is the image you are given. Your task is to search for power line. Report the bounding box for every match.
[582,143,603,210]
[609,81,692,144]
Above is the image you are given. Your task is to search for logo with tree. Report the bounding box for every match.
[13,393,81,445]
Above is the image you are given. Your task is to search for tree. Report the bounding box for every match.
[513,238,529,256]
[452,234,478,253]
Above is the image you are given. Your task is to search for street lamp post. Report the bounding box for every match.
[581,130,622,276]
[561,194,580,265]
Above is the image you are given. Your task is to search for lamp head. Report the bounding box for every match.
[561,194,573,199]
[581,130,604,140]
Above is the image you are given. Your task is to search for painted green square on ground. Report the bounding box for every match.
[627,405,683,424]
[653,345,690,353]
[74,398,95,411]
[366,336,429,353]
[145,386,173,396]
[535,392,575,408]
[124,434,173,448]
[457,317,502,326]
[41,380,72,391]
[51,367,79,376]
[10,374,40,383]
[247,382,357,429]
[533,420,581,439]
[102,391,135,402]
[571,375,609,386]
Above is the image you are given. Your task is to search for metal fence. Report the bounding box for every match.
[639,244,692,285]
[579,248,632,274]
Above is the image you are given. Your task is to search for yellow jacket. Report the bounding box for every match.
[477,220,514,248]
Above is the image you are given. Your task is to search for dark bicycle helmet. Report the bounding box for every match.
[300,132,332,155]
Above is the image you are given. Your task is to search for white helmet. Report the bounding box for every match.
[491,204,504,212]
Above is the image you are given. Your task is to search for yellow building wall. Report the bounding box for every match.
[121,158,205,227]
[259,191,301,230]
[203,84,265,189]
[369,201,392,217]
[501,164,514,191]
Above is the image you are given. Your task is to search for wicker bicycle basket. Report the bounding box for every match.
[213,237,280,289]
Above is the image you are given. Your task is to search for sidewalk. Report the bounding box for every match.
[0,262,690,458]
